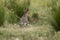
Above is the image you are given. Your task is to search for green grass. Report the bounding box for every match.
[0,0,60,40]
[0,23,59,40]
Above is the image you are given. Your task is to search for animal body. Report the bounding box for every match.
[19,9,29,26]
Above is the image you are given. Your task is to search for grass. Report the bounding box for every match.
[0,23,59,40]
[0,0,60,40]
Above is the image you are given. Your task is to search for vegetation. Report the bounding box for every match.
[0,0,60,40]
[0,6,5,26]
[49,0,60,31]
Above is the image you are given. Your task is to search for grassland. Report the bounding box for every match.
[0,23,60,40]
[0,0,60,40]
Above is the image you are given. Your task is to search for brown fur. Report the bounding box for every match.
[19,9,29,26]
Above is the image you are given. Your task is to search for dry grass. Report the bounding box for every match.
[0,23,58,40]
[0,0,60,40]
